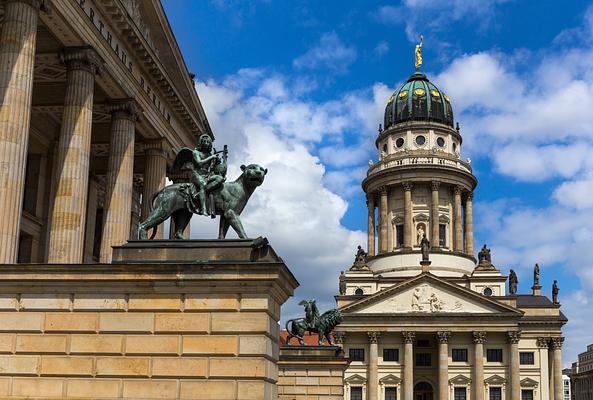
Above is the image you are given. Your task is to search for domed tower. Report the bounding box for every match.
[362,63,477,278]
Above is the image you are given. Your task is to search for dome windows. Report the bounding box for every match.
[415,135,426,146]
[395,137,405,148]
[436,137,445,148]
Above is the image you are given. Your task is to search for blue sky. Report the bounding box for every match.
[163,0,593,364]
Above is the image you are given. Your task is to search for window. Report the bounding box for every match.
[454,387,467,400]
[349,348,364,362]
[436,137,445,147]
[520,352,534,365]
[489,387,502,400]
[354,288,364,296]
[486,349,503,362]
[396,224,404,247]
[385,387,397,400]
[351,386,363,400]
[415,135,426,145]
[417,339,430,347]
[452,348,468,362]
[439,224,446,247]
[521,390,533,400]
[396,137,405,148]
[383,348,399,362]
[416,353,431,366]
[483,287,493,296]
[383,143,388,154]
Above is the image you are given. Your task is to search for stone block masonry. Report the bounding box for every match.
[0,239,298,399]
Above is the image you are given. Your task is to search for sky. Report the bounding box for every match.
[162,0,593,366]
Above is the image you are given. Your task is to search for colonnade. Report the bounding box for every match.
[366,181,474,256]
[0,0,168,264]
[342,330,564,400]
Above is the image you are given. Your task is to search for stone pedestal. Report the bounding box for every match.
[278,346,348,400]
[0,239,298,399]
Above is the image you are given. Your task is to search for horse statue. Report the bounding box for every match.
[138,164,267,240]
[285,300,343,346]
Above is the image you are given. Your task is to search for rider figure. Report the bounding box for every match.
[303,300,320,332]
[190,134,226,216]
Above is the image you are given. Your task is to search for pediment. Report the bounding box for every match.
[521,378,538,388]
[449,375,471,385]
[340,273,522,316]
[380,374,402,384]
[485,375,506,385]
[345,374,367,383]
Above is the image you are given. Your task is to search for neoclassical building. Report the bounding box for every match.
[0,0,207,265]
[334,69,567,400]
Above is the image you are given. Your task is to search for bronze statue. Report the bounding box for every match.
[285,300,343,346]
[534,263,540,286]
[339,271,346,295]
[478,244,491,264]
[138,135,267,240]
[552,280,559,304]
[509,269,518,295]
[420,234,430,261]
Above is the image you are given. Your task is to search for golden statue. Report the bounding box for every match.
[415,35,423,71]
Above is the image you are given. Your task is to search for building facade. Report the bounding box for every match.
[567,344,593,400]
[333,68,567,400]
[0,0,208,265]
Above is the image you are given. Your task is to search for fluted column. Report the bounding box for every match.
[83,178,99,263]
[367,194,376,256]
[379,187,388,254]
[464,191,474,256]
[508,331,521,400]
[453,186,462,252]
[0,0,46,263]
[473,331,486,400]
[536,338,550,400]
[99,100,141,263]
[402,331,415,400]
[437,331,450,400]
[368,331,380,400]
[403,182,412,248]
[551,337,564,400]
[142,139,167,239]
[431,181,440,248]
[48,47,103,263]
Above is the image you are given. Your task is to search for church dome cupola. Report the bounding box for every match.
[384,71,454,129]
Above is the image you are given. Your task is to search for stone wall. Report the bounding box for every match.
[278,346,349,400]
[0,240,298,399]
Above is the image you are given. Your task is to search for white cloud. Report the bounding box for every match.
[374,41,390,58]
[293,32,357,73]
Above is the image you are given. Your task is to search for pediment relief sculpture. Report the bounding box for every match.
[438,214,450,223]
[413,213,429,222]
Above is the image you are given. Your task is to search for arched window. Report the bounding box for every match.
[354,288,364,296]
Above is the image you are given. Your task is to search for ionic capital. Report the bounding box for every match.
[402,182,413,191]
[536,337,549,348]
[7,0,51,12]
[108,99,142,122]
[431,181,441,191]
[436,331,451,344]
[472,331,487,344]
[61,46,104,74]
[507,331,521,344]
[550,336,564,350]
[367,331,381,344]
[402,331,415,344]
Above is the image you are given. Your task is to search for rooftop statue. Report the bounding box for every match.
[138,134,267,240]
[354,245,367,264]
[552,280,559,304]
[339,271,346,295]
[478,244,492,265]
[533,263,540,286]
[420,234,430,261]
[415,34,423,71]
[285,300,343,346]
[509,269,518,295]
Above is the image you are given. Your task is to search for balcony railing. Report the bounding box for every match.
[368,153,473,176]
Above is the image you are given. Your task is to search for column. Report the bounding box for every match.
[99,100,140,263]
[0,0,46,263]
[403,182,413,248]
[83,178,98,263]
[402,331,415,400]
[437,331,450,400]
[551,337,564,400]
[431,181,440,248]
[368,331,380,400]
[379,187,388,254]
[548,342,555,400]
[464,191,474,256]
[48,47,103,263]
[453,186,462,252]
[536,338,550,400]
[508,331,521,400]
[367,194,376,256]
[142,139,167,239]
[472,331,486,400]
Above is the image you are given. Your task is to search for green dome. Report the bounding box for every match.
[384,72,454,129]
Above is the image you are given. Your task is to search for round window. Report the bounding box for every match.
[354,288,364,296]
[483,287,493,297]
[395,137,405,148]
[436,137,445,147]
[415,135,426,146]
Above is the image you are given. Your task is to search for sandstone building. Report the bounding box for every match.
[0,0,207,265]
[331,69,567,400]
[567,344,593,400]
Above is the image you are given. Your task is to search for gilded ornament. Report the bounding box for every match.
[430,90,440,97]
[414,88,425,96]
[388,94,395,103]
[444,95,450,102]
[398,90,408,98]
